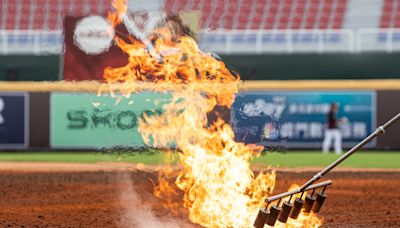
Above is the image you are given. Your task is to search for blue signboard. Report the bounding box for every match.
[0,93,28,148]
[231,91,375,148]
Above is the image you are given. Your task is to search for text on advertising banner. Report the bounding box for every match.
[231,91,375,148]
[0,92,28,148]
[51,92,171,149]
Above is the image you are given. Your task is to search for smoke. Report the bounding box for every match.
[117,172,186,228]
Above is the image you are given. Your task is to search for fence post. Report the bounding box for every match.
[33,30,40,54]
[317,30,323,53]
[1,31,7,54]
[226,31,231,54]
[286,30,293,53]
[348,29,355,53]
[387,29,393,53]
[256,30,262,54]
[355,29,362,53]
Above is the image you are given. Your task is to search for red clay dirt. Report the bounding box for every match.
[0,163,399,228]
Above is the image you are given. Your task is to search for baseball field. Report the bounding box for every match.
[0,151,399,227]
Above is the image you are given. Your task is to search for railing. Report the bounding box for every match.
[0,30,62,55]
[357,28,400,53]
[1,28,400,54]
[199,29,355,54]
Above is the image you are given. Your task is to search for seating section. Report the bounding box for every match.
[1,0,113,30]
[380,0,400,28]
[1,0,348,31]
[164,0,348,30]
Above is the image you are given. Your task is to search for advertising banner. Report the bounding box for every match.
[51,92,171,148]
[63,16,128,81]
[63,12,199,81]
[231,91,376,148]
[0,93,28,148]
[63,12,164,81]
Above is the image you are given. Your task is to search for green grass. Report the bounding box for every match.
[254,151,400,168]
[0,151,166,164]
[0,151,399,168]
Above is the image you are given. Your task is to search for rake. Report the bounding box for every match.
[254,112,400,227]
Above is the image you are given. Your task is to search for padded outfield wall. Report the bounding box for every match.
[0,52,399,150]
[0,55,60,81]
[0,86,399,150]
[2,53,400,81]
[222,53,400,80]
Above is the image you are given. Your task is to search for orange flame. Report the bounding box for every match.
[274,184,323,228]
[104,0,323,227]
[107,0,127,27]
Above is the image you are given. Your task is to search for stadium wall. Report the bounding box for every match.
[221,53,400,80]
[3,53,400,81]
[0,55,59,81]
[377,90,400,149]
[29,93,50,149]
[1,86,399,150]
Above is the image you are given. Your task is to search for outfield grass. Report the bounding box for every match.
[0,151,399,168]
[254,151,400,168]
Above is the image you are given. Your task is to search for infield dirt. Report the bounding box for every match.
[0,163,399,227]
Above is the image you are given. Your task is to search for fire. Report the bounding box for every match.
[103,0,323,227]
[274,185,323,228]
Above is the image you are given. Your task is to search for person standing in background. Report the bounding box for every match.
[322,103,347,154]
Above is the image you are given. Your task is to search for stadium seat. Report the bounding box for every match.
[162,0,348,30]
[0,0,116,30]
[378,0,400,28]
[0,0,349,31]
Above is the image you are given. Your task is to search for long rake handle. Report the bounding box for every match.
[299,112,400,192]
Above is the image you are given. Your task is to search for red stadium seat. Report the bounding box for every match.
[379,0,398,28]
[266,14,276,25]
[264,15,275,30]
[320,13,331,23]
[269,4,279,14]
[394,20,400,28]
[278,16,289,29]
[381,20,391,28]
[0,0,116,30]
[223,14,234,29]
[308,6,319,15]
[0,0,351,31]
[291,22,302,29]
[381,13,392,23]
[281,5,292,15]
[319,21,329,29]
[250,17,262,29]
[383,4,393,13]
